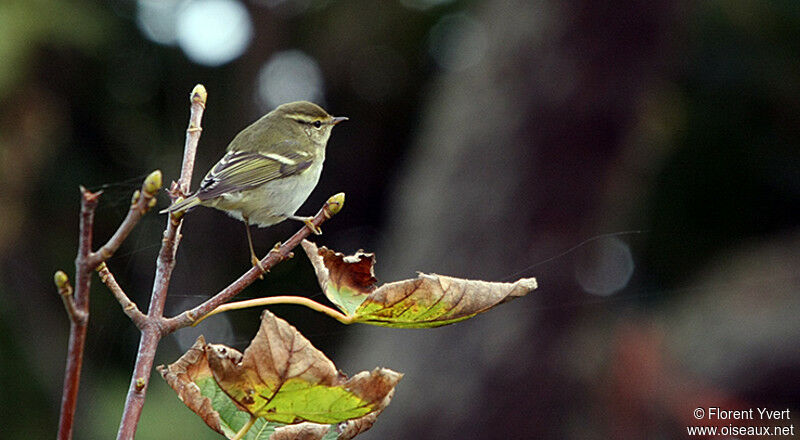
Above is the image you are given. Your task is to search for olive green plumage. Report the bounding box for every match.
[160,101,346,268]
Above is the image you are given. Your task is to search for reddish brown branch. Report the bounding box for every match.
[160,193,345,333]
[56,187,100,440]
[57,169,161,440]
[96,262,148,329]
[117,327,161,439]
[115,84,206,440]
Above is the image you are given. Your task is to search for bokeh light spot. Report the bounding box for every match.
[136,0,186,45]
[574,237,635,296]
[256,50,325,110]
[428,13,488,72]
[175,0,253,67]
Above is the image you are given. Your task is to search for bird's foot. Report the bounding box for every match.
[251,255,267,279]
[288,215,322,235]
[304,218,322,235]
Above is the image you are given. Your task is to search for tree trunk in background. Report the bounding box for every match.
[339,0,677,438]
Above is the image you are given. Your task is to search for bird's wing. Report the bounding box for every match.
[195,143,314,200]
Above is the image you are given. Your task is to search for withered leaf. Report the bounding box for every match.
[157,336,277,439]
[269,423,332,440]
[206,310,402,425]
[158,315,401,439]
[157,336,224,434]
[302,241,378,316]
[302,240,537,328]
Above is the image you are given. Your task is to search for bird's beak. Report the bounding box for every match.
[330,116,348,125]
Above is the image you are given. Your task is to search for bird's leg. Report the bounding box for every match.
[242,215,266,277]
[287,215,322,235]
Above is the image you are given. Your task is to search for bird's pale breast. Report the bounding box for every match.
[207,160,323,227]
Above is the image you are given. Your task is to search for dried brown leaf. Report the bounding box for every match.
[157,336,225,435]
[206,310,402,424]
[302,240,537,327]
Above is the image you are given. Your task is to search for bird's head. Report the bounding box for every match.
[273,101,348,146]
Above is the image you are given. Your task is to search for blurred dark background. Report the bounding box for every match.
[1,0,798,438]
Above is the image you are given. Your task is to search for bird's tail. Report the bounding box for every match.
[159,195,202,214]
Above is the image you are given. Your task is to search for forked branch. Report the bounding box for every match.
[115,84,206,440]
[55,186,99,440]
[57,84,346,440]
[160,192,344,333]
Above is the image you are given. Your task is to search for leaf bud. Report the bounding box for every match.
[326,192,345,215]
[143,170,163,196]
[54,270,70,289]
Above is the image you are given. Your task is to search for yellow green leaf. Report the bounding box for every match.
[159,328,399,439]
[301,240,537,328]
[205,310,402,425]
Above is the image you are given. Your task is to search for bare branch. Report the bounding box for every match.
[58,142,163,440]
[179,85,206,194]
[160,192,345,333]
[116,84,207,440]
[57,186,100,440]
[96,262,148,329]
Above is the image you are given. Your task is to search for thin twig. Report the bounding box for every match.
[54,271,87,325]
[193,295,352,326]
[160,192,345,333]
[58,168,161,439]
[96,262,148,329]
[56,187,100,440]
[88,170,162,268]
[116,84,206,440]
[178,85,205,195]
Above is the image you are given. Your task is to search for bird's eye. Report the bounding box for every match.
[313,120,322,129]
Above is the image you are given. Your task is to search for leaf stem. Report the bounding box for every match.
[193,295,351,326]
[231,414,257,440]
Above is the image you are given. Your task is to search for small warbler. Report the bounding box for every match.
[161,101,347,271]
